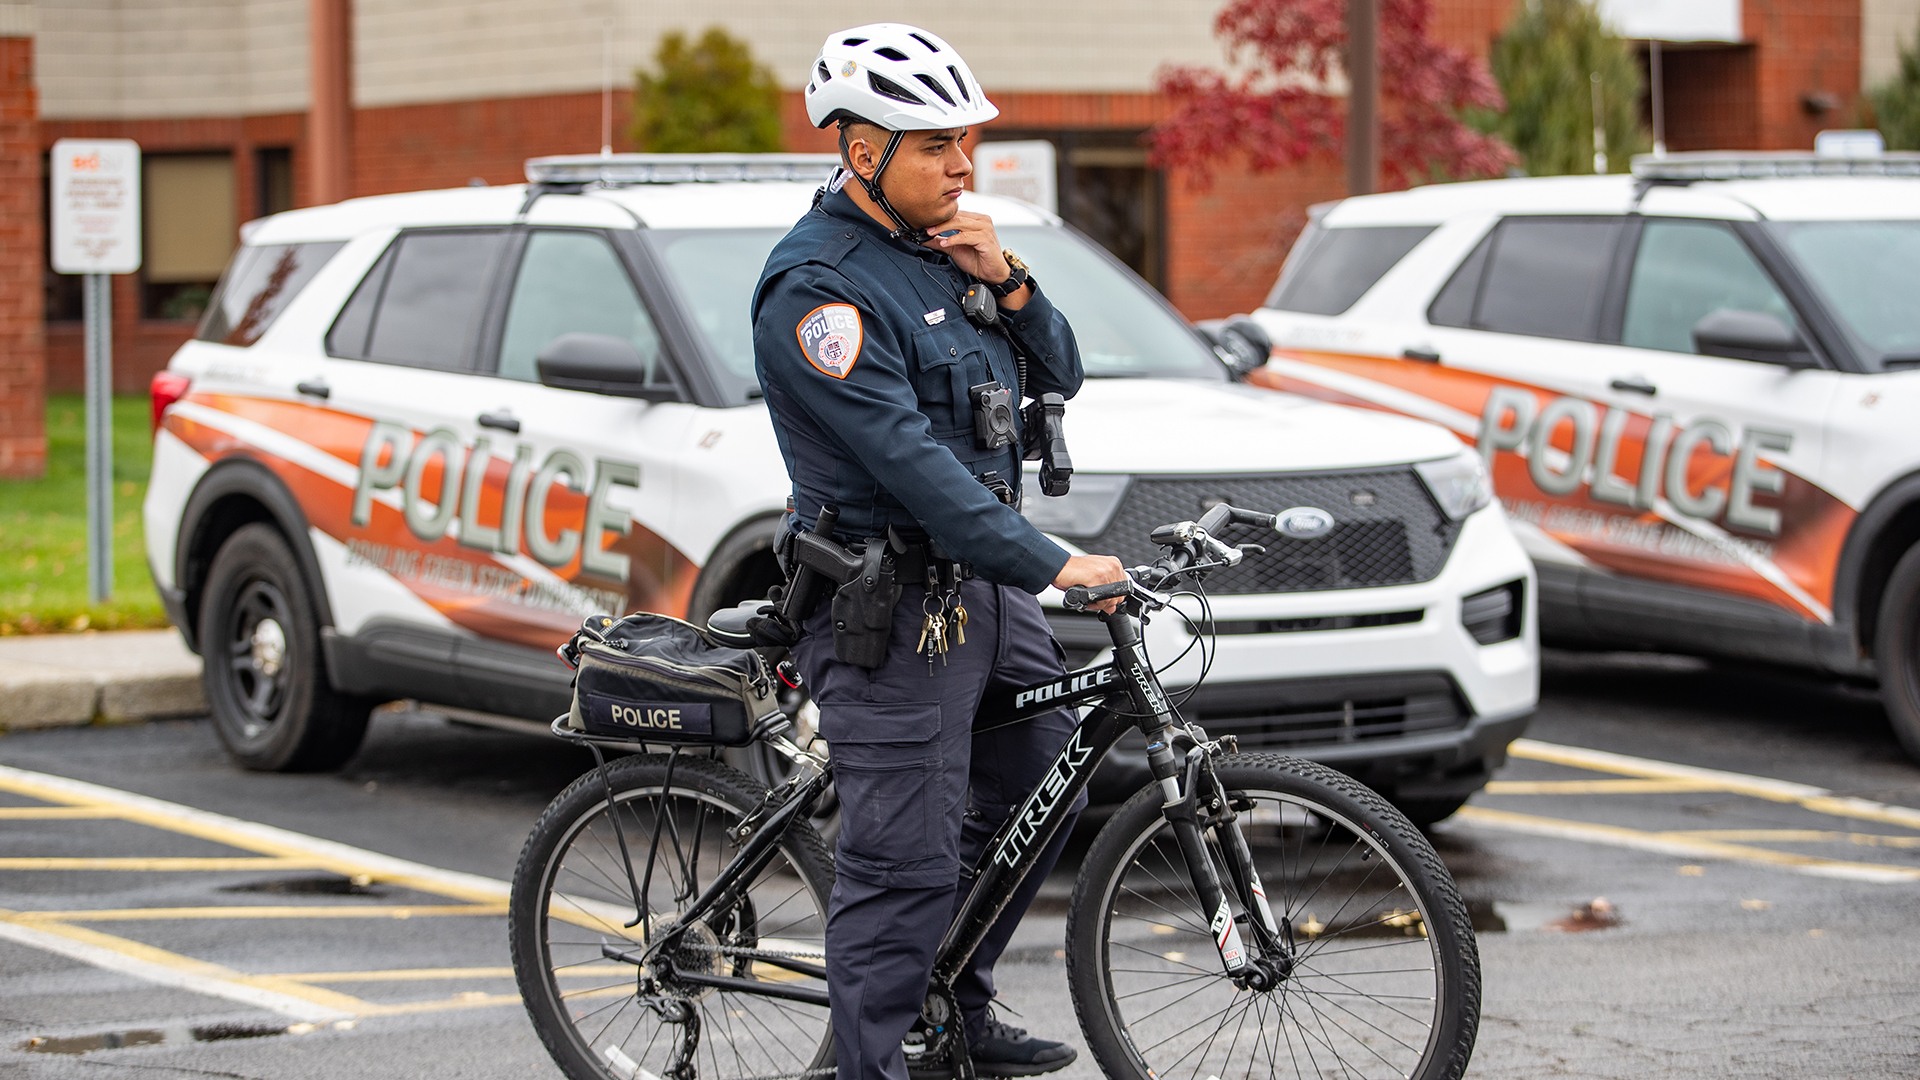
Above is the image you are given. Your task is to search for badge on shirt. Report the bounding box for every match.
[797,303,864,379]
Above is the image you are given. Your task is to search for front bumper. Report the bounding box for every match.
[1051,505,1540,803]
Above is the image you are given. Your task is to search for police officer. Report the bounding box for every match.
[750,22,1128,1080]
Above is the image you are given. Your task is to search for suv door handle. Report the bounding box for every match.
[1609,376,1658,396]
[1401,346,1442,363]
[295,379,330,400]
[478,410,522,434]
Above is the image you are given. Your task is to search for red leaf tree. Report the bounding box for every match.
[1151,0,1516,189]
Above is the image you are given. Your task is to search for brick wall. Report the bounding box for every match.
[1746,0,1862,150]
[0,34,43,477]
[27,0,1872,395]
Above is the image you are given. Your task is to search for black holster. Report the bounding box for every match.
[828,540,900,668]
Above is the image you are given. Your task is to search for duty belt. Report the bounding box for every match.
[858,534,972,586]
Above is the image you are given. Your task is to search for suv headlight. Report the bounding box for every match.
[1414,451,1493,521]
[1021,473,1131,539]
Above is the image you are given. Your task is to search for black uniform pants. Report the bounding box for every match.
[793,576,1087,1080]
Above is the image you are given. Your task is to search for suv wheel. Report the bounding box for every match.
[1876,544,1920,762]
[199,523,372,771]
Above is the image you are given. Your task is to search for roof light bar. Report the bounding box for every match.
[1631,151,1920,181]
[525,153,842,186]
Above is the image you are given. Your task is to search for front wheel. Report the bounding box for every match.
[1067,753,1480,1080]
[1875,544,1920,762]
[509,754,836,1080]
[198,523,372,771]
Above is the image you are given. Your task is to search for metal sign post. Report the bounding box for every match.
[50,138,142,604]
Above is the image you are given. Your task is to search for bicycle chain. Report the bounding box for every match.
[681,942,825,963]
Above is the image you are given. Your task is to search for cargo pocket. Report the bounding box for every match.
[819,699,953,887]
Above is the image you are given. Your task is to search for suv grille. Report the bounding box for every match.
[1085,470,1458,595]
[1177,672,1468,748]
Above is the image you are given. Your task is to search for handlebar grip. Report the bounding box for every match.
[1062,579,1131,611]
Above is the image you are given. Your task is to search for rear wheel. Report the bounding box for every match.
[1067,753,1479,1080]
[510,754,836,1080]
[198,523,371,771]
[1875,544,1920,761]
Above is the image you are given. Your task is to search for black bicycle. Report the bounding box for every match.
[507,501,1480,1080]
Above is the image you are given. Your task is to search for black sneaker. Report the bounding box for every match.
[908,1011,1078,1079]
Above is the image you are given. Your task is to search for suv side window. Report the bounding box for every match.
[1621,219,1798,355]
[496,230,667,388]
[197,242,345,346]
[325,229,507,370]
[1266,224,1435,316]
[1429,217,1623,342]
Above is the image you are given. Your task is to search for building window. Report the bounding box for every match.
[977,130,1166,289]
[256,147,294,217]
[142,153,237,322]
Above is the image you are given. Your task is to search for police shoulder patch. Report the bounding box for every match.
[796,303,864,379]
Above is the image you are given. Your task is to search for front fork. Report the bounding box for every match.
[1157,741,1294,987]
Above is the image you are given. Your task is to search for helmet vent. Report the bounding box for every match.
[841,36,868,46]
[948,66,971,103]
[909,32,941,52]
[874,46,910,61]
[867,71,925,106]
[816,61,831,83]
[914,74,957,107]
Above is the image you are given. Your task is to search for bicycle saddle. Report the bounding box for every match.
[705,601,763,649]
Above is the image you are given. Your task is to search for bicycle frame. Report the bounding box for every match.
[628,597,1291,1015]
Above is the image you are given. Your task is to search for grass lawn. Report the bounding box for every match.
[0,394,170,634]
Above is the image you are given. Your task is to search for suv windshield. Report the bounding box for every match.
[1769,220,1920,370]
[649,223,1225,402]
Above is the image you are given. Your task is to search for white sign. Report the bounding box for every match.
[1814,129,1886,157]
[973,141,1058,214]
[52,138,142,275]
[1598,0,1740,42]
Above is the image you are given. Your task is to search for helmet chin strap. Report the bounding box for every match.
[839,126,924,242]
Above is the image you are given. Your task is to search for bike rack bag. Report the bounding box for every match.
[561,612,779,746]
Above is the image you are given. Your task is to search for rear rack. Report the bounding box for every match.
[525,153,841,187]
[1630,150,1920,181]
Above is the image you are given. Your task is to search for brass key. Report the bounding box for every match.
[950,602,968,647]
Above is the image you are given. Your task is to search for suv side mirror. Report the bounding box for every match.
[1691,309,1817,368]
[1196,315,1274,380]
[536,333,678,400]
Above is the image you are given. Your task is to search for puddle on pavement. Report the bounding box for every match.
[17,1021,287,1056]
[1466,897,1624,933]
[219,873,386,897]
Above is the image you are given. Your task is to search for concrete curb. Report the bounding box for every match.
[0,630,205,731]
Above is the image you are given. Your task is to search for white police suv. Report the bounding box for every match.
[146,153,1536,823]
[1250,151,1920,760]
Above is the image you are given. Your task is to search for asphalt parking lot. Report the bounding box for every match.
[2,651,1918,1078]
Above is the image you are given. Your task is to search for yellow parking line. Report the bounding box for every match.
[1484,779,1725,795]
[0,768,511,907]
[1663,828,1920,850]
[357,992,524,1017]
[0,909,373,1018]
[1455,806,1920,883]
[1510,739,1920,831]
[0,807,124,820]
[14,904,508,923]
[280,964,638,985]
[0,857,324,872]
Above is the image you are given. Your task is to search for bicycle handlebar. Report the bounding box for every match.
[1059,502,1279,613]
[1062,579,1132,610]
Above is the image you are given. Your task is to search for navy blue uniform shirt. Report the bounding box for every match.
[750,177,1083,593]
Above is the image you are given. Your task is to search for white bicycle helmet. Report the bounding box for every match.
[805,23,999,131]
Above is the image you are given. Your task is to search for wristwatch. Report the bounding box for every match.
[987,249,1032,299]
